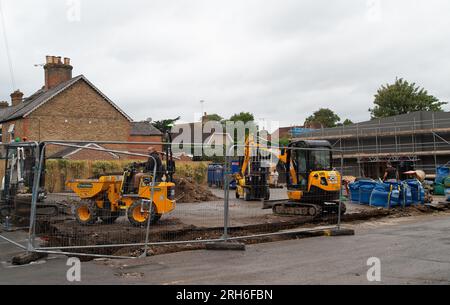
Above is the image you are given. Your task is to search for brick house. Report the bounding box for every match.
[0,55,163,158]
[127,121,163,158]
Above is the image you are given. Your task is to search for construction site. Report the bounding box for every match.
[0,62,449,282]
[1,1,450,287]
[0,121,449,264]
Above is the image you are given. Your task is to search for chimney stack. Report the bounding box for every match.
[10,90,24,107]
[0,101,9,109]
[44,55,73,90]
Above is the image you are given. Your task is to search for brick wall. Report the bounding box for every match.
[0,79,132,157]
[1,120,22,143]
[26,79,130,142]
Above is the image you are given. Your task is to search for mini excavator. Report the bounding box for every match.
[234,134,345,217]
[268,139,345,217]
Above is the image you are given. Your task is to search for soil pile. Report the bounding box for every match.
[174,177,220,203]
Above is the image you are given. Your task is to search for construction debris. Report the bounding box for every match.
[174,177,220,203]
[425,201,450,211]
[12,251,48,265]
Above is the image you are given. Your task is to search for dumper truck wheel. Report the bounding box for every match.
[75,201,97,225]
[235,190,240,199]
[127,201,161,227]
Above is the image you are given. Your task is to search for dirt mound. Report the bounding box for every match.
[174,177,220,203]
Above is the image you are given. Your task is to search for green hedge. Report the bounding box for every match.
[44,159,209,193]
[175,162,208,184]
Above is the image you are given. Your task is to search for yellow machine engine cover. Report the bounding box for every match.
[120,181,176,215]
[287,170,341,202]
[67,175,175,216]
[137,181,176,214]
[308,170,341,192]
[66,176,122,199]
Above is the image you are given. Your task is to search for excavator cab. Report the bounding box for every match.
[288,140,332,186]
[285,140,340,203]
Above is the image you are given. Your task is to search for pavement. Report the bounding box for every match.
[1,212,450,284]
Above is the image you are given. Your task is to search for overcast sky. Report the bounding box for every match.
[1,0,449,129]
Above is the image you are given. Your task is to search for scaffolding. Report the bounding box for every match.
[296,114,450,177]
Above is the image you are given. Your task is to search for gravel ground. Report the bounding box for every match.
[46,187,398,228]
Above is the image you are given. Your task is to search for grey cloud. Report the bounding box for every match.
[1,0,449,128]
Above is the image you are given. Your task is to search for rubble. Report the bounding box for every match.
[174,177,220,203]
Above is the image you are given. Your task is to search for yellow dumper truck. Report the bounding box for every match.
[66,133,177,226]
[67,130,177,226]
[67,171,176,226]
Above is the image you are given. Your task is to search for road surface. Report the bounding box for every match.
[1,212,449,284]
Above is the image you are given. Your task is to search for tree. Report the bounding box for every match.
[225,112,256,150]
[203,113,223,122]
[336,119,353,127]
[305,108,340,128]
[278,137,290,147]
[229,112,254,123]
[369,78,447,118]
[342,118,353,126]
[152,116,180,134]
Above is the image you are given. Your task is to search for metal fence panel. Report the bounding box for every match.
[1,130,446,260]
[28,141,225,258]
[222,144,344,242]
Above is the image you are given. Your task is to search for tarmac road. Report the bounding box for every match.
[1,212,450,284]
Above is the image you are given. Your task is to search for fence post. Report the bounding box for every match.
[356,123,361,176]
[338,149,343,230]
[142,157,158,257]
[223,155,230,241]
[27,142,43,252]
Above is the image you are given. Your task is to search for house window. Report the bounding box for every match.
[8,124,15,142]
